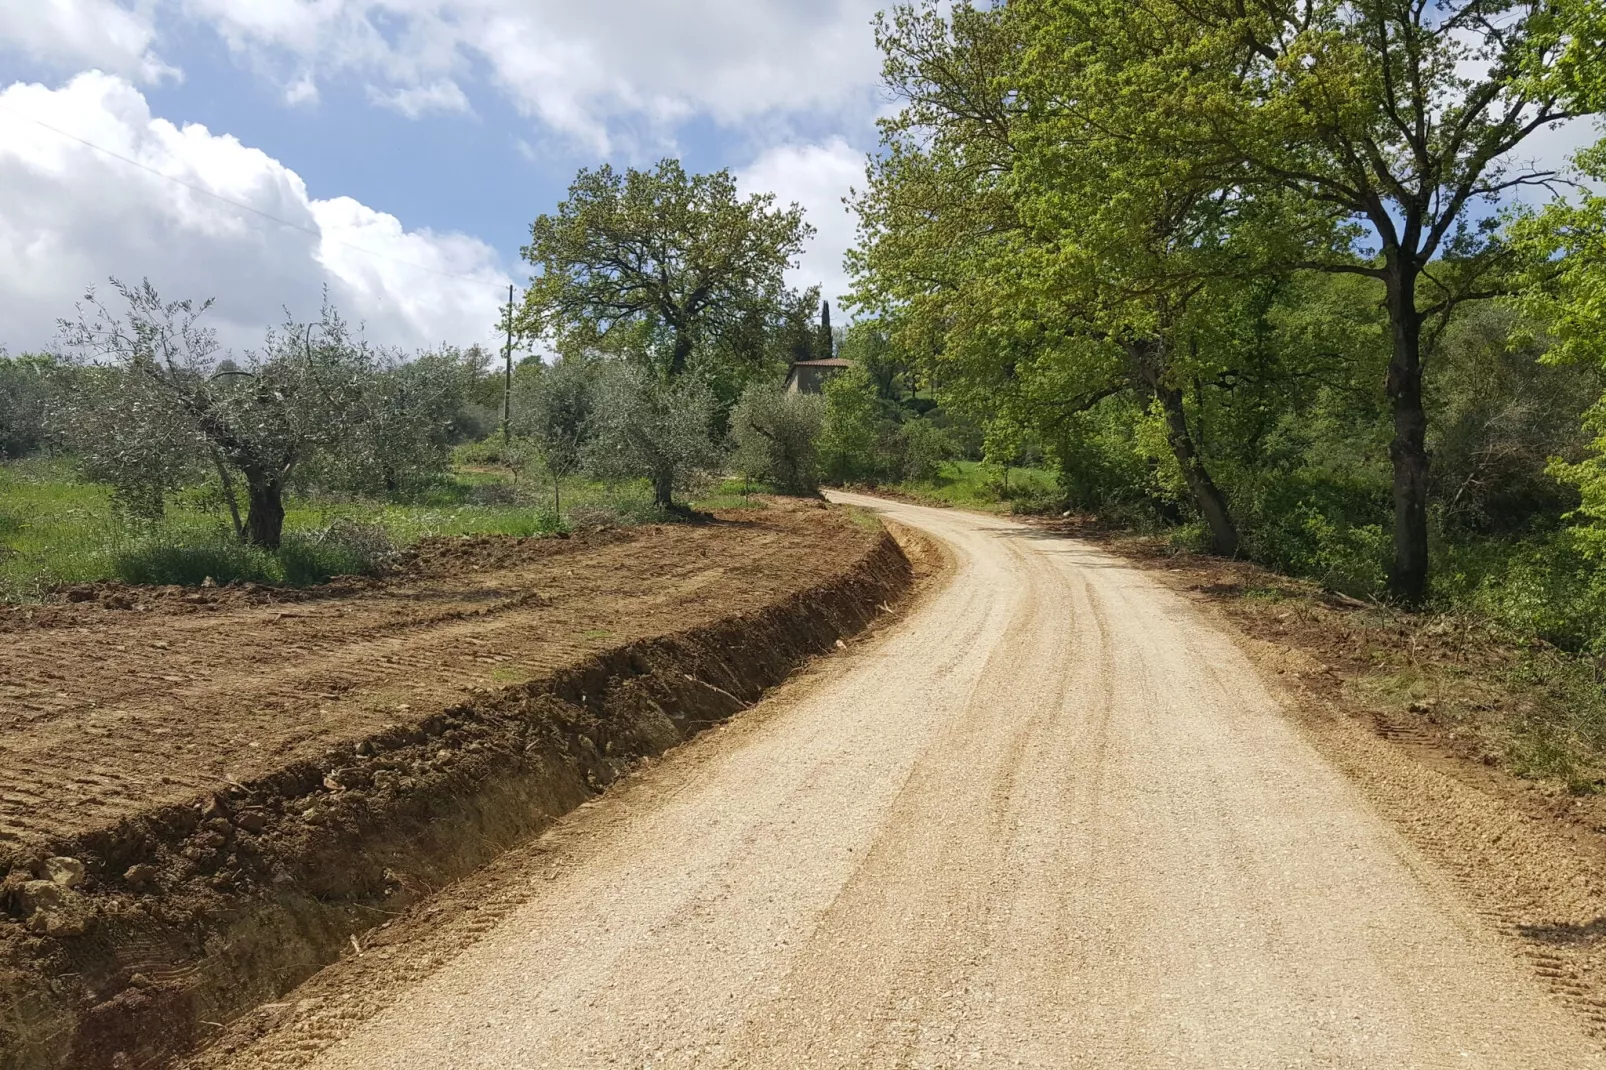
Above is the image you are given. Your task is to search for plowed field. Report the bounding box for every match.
[0,500,875,860]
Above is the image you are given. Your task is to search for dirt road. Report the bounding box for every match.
[216,494,1604,1069]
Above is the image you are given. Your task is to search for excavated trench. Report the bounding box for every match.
[0,523,911,1070]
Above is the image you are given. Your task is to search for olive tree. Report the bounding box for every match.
[61,279,375,548]
[323,347,477,497]
[730,382,825,495]
[586,363,724,510]
[513,355,598,513]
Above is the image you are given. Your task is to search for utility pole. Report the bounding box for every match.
[501,283,514,445]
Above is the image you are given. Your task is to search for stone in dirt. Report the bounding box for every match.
[234,810,268,833]
[19,879,89,936]
[42,856,85,888]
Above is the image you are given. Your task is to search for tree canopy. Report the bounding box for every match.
[518,160,813,379]
[850,0,1605,600]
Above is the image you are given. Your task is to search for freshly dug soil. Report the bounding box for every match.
[0,500,912,1070]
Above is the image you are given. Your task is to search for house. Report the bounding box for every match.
[783,358,852,395]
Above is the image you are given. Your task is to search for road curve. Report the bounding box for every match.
[277,493,1602,1069]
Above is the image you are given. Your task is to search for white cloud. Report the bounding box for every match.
[0,72,513,354]
[0,0,177,83]
[283,71,318,106]
[738,137,866,309]
[368,78,471,119]
[174,0,886,150]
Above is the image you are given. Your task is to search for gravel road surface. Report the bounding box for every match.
[240,493,1603,1069]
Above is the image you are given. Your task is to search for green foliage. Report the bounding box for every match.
[1513,143,1606,564]
[1436,534,1606,655]
[819,363,906,484]
[518,159,812,379]
[888,459,1062,514]
[897,418,954,484]
[511,355,599,512]
[304,346,477,498]
[852,0,1600,598]
[0,352,67,460]
[585,363,725,508]
[729,382,825,495]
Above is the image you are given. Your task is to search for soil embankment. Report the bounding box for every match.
[0,500,912,1070]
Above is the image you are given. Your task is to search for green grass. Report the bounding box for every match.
[692,477,772,513]
[886,460,1062,513]
[0,457,682,600]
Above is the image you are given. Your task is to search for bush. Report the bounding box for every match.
[113,537,277,587]
[1437,534,1606,654]
[111,520,395,588]
[291,520,396,579]
[0,353,64,460]
[897,419,954,483]
[586,364,724,509]
[730,383,825,494]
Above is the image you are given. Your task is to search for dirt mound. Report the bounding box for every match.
[0,501,912,1070]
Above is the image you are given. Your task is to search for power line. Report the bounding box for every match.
[0,101,499,283]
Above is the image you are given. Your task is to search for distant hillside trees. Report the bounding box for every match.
[0,352,67,460]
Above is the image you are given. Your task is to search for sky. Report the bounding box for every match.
[0,0,887,356]
[3,2,1600,361]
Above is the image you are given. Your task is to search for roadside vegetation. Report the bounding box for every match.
[0,161,829,600]
[814,0,1606,793]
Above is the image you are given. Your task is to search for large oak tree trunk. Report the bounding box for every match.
[1131,341,1240,558]
[1384,264,1430,605]
[244,477,287,550]
[670,332,694,378]
[1154,381,1240,557]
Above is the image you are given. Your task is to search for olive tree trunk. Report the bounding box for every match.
[244,476,287,549]
[652,470,675,510]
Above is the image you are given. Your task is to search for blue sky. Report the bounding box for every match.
[0,0,886,353]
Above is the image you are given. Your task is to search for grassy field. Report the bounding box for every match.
[0,457,760,600]
[881,460,1061,513]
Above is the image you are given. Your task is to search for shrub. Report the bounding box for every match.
[112,537,276,587]
[897,419,954,483]
[586,364,724,509]
[730,383,825,494]
[110,520,395,588]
